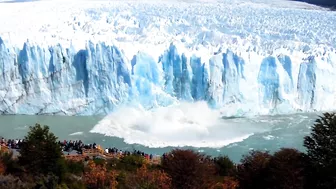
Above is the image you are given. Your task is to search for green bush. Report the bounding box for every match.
[0,174,34,189]
[34,174,60,189]
[18,123,65,182]
[65,160,84,175]
[64,175,86,189]
[117,155,145,172]
[116,171,127,189]
[92,157,105,166]
[106,158,120,171]
[0,151,22,175]
[214,155,235,176]
[304,112,336,188]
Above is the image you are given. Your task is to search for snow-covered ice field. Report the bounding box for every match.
[0,0,335,148]
[0,0,333,51]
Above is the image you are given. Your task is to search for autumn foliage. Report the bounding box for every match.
[0,147,8,175]
[125,164,171,189]
[84,160,118,189]
[0,161,5,175]
[210,177,239,189]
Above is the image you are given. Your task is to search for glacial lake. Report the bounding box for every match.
[0,112,319,163]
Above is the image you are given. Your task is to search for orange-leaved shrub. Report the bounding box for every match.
[0,160,5,175]
[84,160,118,189]
[125,164,171,189]
[210,176,239,189]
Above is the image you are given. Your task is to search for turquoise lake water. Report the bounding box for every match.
[0,112,319,163]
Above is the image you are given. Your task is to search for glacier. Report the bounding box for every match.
[1,38,336,116]
[0,0,336,116]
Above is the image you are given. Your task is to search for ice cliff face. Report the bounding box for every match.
[1,37,336,116]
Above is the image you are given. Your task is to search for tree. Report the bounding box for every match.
[161,149,216,189]
[304,112,336,188]
[236,150,271,189]
[18,123,65,181]
[267,148,305,189]
[125,164,171,189]
[213,155,235,177]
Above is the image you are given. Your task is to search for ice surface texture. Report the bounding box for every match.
[0,0,335,116]
[1,39,336,116]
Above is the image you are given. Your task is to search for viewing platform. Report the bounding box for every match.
[1,140,162,164]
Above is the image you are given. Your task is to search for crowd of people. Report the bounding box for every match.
[60,140,157,160]
[1,137,158,161]
[1,138,24,149]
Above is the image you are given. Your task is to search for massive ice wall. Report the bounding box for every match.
[0,37,336,115]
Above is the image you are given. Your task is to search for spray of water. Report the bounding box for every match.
[90,101,263,148]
